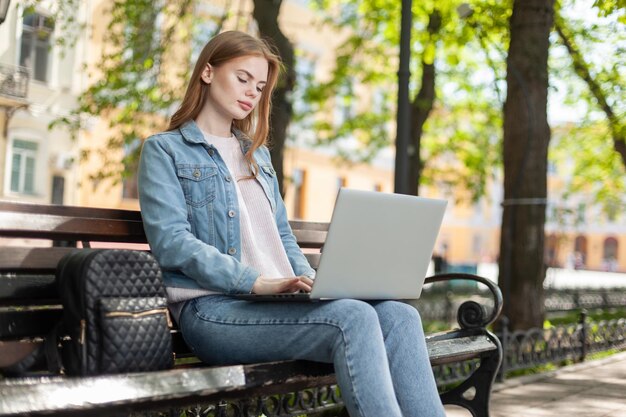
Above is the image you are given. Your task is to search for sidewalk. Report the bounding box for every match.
[445,350,626,417]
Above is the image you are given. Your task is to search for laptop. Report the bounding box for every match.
[236,188,447,301]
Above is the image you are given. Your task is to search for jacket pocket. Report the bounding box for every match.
[177,164,217,208]
[260,165,276,177]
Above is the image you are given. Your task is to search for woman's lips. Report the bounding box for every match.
[238,101,252,111]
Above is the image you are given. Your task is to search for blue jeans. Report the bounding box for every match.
[179,296,446,417]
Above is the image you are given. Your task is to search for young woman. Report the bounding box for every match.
[138,30,445,417]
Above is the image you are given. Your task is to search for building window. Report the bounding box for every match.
[545,234,559,267]
[19,12,55,82]
[574,235,587,269]
[10,139,38,194]
[51,175,65,205]
[602,237,618,271]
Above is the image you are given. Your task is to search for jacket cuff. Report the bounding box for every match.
[232,266,260,294]
[302,269,316,280]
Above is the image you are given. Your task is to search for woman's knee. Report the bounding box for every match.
[374,301,423,329]
[327,299,381,333]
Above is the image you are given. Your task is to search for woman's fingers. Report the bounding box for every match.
[252,276,314,294]
[292,278,312,293]
[276,277,302,292]
[299,276,314,287]
[279,277,313,293]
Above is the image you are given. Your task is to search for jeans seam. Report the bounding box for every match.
[338,319,364,417]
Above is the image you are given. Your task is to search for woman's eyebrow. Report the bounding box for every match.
[237,69,267,84]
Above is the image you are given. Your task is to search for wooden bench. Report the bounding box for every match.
[0,201,503,417]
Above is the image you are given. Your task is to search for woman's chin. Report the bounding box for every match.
[232,111,252,121]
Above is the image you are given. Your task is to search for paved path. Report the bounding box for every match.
[445,350,626,417]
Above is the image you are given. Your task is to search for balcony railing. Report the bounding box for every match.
[0,63,29,100]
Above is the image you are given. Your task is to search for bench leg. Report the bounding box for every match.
[439,332,502,417]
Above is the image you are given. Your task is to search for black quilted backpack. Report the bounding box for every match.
[52,249,174,376]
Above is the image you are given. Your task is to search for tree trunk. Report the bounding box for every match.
[409,62,435,196]
[499,0,554,330]
[408,11,440,196]
[252,0,295,195]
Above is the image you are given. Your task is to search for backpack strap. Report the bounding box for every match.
[43,322,64,374]
[0,322,64,376]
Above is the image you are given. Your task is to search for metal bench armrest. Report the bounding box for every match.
[424,273,503,329]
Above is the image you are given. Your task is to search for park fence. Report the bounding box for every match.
[416,287,626,323]
[432,312,626,387]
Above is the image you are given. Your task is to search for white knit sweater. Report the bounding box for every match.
[165,132,295,319]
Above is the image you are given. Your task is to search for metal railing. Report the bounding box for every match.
[415,287,626,323]
[0,64,30,100]
[496,313,626,380]
[544,288,626,312]
[431,313,626,387]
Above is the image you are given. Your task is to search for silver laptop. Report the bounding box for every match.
[237,188,447,301]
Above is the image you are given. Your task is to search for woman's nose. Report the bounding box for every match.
[246,87,259,98]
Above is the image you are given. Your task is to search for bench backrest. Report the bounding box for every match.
[0,201,328,365]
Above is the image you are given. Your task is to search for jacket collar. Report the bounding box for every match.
[179,120,253,154]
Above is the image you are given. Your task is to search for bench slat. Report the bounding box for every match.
[0,203,324,246]
[0,212,147,242]
[0,361,338,417]
[0,202,143,220]
[289,221,329,232]
[426,334,496,365]
[0,365,247,416]
[0,273,57,306]
[292,229,326,247]
[304,253,321,269]
[0,248,75,273]
[0,309,62,339]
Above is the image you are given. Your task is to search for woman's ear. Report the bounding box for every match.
[201,63,213,84]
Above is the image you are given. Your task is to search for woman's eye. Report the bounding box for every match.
[256,87,264,93]
[237,77,247,84]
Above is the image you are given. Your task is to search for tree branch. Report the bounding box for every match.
[554,13,626,168]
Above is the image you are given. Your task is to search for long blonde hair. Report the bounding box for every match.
[169,31,281,173]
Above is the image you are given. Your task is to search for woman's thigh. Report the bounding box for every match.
[178,295,382,366]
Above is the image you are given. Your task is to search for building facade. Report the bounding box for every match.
[0,0,92,206]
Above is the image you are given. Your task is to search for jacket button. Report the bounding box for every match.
[228,210,236,218]
[193,169,201,178]
[228,247,237,255]
[208,148,215,156]
[225,175,232,182]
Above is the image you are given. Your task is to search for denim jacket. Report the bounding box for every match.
[138,120,315,293]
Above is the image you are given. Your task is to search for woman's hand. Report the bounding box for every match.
[251,276,314,295]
